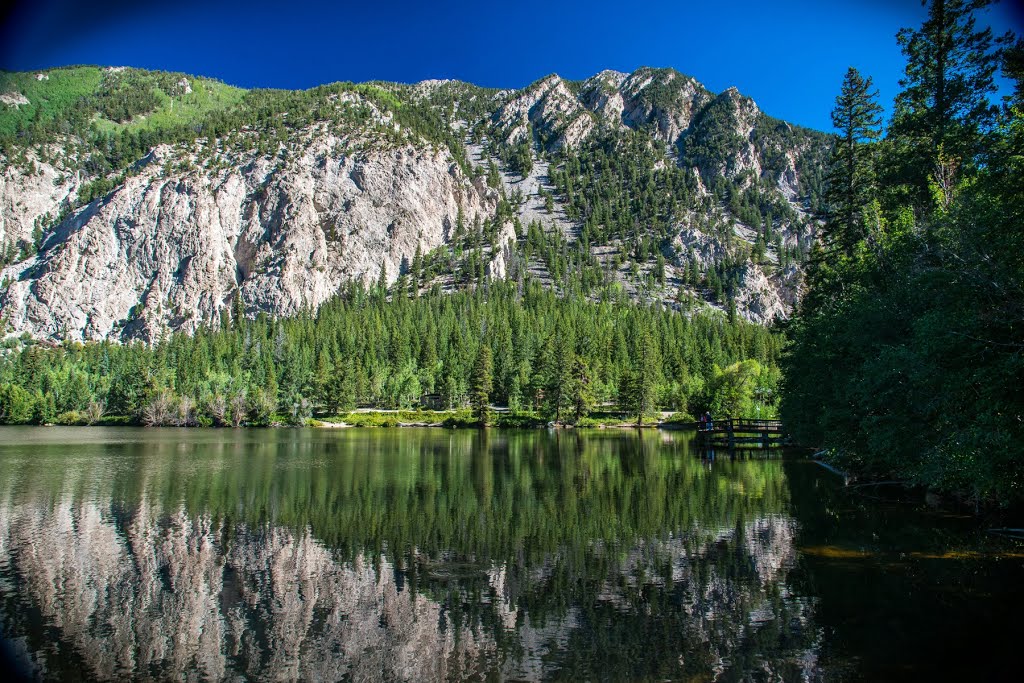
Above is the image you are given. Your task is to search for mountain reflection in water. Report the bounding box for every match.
[0,428,818,680]
[0,427,1019,681]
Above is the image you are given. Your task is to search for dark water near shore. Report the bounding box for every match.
[0,427,1020,681]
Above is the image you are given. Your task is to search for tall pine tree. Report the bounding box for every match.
[470,344,493,426]
[891,0,1009,210]
[620,330,657,427]
[824,67,883,255]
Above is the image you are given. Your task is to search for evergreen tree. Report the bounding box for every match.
[891,0,1008,209]
[569,356,595,423]
[326,358,357,414]
[0,281,783,429]
[231,291,245,325]
[470,344,493,425]
[784,5,1023,504]
[620,331,657,426]
[486,161,500,189]
[824,67,883,255]
[411,244,423,282]
[543,332,575,423]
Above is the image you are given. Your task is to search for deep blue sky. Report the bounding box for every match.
[1,0,1020,131]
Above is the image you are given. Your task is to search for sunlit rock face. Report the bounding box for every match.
[578,67,711,146]
[492,75,595,151]
[0,145,81,250]
[0,130,496,342]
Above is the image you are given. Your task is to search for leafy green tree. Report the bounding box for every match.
[706,360,762,418]
[0,384,35,424]
[248,388,276,426]
[389,362,422,409]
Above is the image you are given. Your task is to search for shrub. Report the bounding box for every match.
[54,411,85,425]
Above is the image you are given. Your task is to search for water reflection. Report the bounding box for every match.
[0,427,819,680]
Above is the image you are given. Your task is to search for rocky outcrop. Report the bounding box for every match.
[0,133,496,342]
[672,222,730,271]
[626,73,705,144]
[582,67,712,146]
[486,221,518,280]
[733,263,791,324]
[670,221,805,322]
[0,92,30,108]
[0,150,81,252]
[578,69,629,122]
[491,75,595,150]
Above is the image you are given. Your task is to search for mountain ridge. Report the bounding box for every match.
[0,64,831,341]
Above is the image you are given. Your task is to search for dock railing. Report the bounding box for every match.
[696,418,786,448]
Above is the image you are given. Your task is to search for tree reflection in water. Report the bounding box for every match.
[0,427,820,680]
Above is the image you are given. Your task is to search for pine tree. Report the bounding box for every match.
[376,260,388,295]
[470,344,493,426]
[891,0,1009,209]
[454,206,466,240]
[569,356,594,423]
[620,330,657,426]
[326,358,357,414]
[231,290,245,326]
[487,161,501,189]
[543,332,575,423]
[824,67,884,255]
[410,244,423,293]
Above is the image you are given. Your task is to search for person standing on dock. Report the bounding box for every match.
[705,411,713,431]
[699,413,707,431]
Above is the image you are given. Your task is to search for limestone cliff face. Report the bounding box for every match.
[0,147,81,252]
[0,132,495,342]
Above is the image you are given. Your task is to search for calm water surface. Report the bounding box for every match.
[0,427,1020,681]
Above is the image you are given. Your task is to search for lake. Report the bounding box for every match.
[0,427,1020,681]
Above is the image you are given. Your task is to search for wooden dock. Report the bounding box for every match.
[696,418,786,449]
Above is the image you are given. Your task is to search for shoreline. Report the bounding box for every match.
[3,417,691,430]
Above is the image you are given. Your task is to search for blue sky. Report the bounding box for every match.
[1,0,1020,131]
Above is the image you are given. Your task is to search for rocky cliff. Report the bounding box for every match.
[0,66,830,341]
[1,134,493,341]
